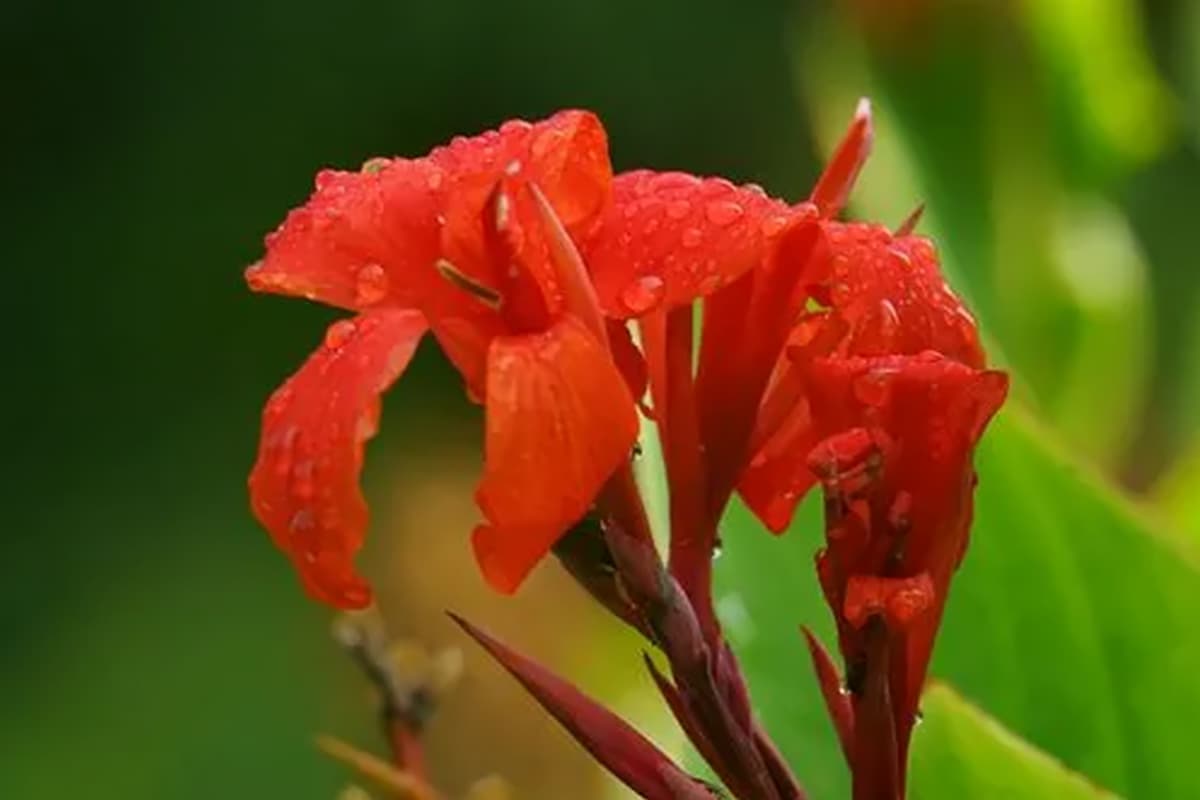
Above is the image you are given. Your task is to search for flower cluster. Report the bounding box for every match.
[247,102,1006,800]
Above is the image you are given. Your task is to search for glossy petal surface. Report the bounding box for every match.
[738,222,986,531]
[246,159,443,311]
[473,316,639,593]
[248,309,428,608]
[584,170,792,318]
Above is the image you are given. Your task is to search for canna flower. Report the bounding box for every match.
[804,351,1006,797]
[246,110,787,608]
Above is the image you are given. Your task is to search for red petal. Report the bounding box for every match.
[473,316,639,593]
[452,615,709,800]
[820,222,985,367]
[585,170,793,318]
[248,309,427,608]
[246,159,444,311]
[842,573,935,630]
[809,98,873,218]
[801,626,854,764]
[436,111,612,302]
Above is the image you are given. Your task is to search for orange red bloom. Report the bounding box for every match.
[247,110,784,607]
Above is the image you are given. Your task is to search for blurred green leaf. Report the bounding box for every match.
[715,407,1200,799]
[797,11,1154,468]
[1017,0,1174,184]
[909,684,1118,800]
[1152,444,1200,545]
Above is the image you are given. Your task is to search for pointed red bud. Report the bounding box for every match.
[801,626,854,765]
[810,98,874,218]
[450,614,712,800]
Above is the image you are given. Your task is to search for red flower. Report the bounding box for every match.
[805,352,1006,794]
[247,111,790,607]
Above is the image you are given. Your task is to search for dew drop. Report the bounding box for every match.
[361,157,390,175]
[619,275,666,314]
[289,508,316,535]
[681,227,703,248]
[761,214,789,237]
[500,119,533,136]
[877,299,900,342]
[666,200,692,220]
[314,169,338,191]
[354,263,389,305]
[426,169,444,190]
[324,319,357,349]
[853,369,893,407]
[705,200,745,227]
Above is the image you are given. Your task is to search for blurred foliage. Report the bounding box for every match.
[2,0,1198,798]
[909,686,1116,800]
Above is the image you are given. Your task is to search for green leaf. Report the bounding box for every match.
[909,684,1118,800]
[715,407,1200,798]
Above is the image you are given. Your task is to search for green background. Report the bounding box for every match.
[4,0,1198,797]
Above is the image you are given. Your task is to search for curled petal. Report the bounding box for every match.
[246,159,444,311]
[248,309,428,608]
[473,316,639,593]
[585,170,793,318]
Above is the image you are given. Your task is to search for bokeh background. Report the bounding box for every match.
[4,0,1198,797]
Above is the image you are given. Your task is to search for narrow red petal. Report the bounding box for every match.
[248,309,427,608]
[809,98,873,218]
[585,170,793,318]
[473,316,639,593]
[452,615,709,800]
[801,626,855,765]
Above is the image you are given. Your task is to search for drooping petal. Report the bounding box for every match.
[584,170,793,318]
[248,309,428,608]
[452,615,713,800]
[809,98,874,218]
[246,158,445,311]
[472,316,639,593]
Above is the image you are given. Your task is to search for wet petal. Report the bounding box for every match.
[248,309,428,608]
[473,316,639,593]
[584,170,793,318]
[246,159,444,311]
[820,222,985,367]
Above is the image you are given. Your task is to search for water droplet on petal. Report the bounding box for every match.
[361,157,390,175]
[681,227,703,248]
[289,508,316,535]
[853,369,892,407]
[426,169,444,190]
[761,214,789,237]
[353,263,389,305]
[666,200,692,220]
[500,119,533,136]
[314,170,338,190]
[705,200,745,226]
[324,319,357,349]
[619,275,666,314]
